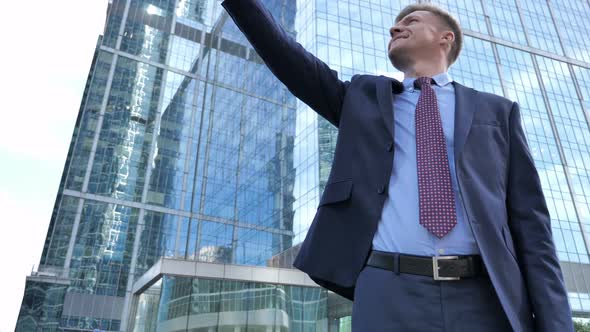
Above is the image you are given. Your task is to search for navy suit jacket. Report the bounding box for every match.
[221,0,574,331]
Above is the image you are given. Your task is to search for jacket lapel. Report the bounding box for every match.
[453,81,478,164]
[376,76,402,139]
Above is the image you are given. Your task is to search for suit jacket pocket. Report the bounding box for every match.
[502,224,518,262]
[319,179,353,207]
[472,120,502,127]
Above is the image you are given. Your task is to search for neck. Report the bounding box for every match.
[402,60,448,78]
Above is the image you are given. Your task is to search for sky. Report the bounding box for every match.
[0,0,109,330]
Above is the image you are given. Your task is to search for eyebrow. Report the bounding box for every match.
[400,14,420,24]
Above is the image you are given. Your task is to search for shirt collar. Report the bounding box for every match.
[402,72,453,90]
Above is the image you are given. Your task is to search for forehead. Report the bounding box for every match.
[398,10,439,24]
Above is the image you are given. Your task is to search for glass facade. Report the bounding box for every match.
[131,276,327,332]
[16,280,67,331]
[15,0,590,330]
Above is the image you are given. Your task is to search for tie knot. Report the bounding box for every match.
[414,77,434,90]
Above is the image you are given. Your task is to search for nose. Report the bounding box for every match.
[390,25,402,38]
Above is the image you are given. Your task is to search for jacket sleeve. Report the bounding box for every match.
[505,102,574,332]
[221,0,353,127]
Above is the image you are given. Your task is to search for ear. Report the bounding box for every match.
[440,30,454,50]
[441,31,454,44]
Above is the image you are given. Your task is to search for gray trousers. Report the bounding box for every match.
[351,265,513,331]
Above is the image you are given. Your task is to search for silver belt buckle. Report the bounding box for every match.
[433,256,460,281]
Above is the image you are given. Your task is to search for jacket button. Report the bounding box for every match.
[377,185,385,194]
[387,141,393,152]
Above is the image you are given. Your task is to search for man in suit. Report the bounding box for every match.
[221,0,573,331]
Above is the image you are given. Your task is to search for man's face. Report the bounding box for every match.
[387,10,450,71]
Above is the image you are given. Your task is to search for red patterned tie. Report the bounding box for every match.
[415,77,457,238]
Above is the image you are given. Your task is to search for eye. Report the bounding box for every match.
[409,18,418,23]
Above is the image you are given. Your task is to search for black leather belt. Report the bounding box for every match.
[367,250,486,281]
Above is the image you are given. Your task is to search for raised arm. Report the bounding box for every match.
[505,102,574,331]
[221,0,353,127]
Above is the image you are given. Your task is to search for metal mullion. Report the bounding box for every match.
[195,12,231,261]
[179,24,207,212]
[120,0,180,326]
[100,45,339,109]
[61,189,295,236]
[544,0,568,57]
[479,0,509,98]
[462,29,590,70]
[231,46,252,267]
[184,21,209,260]
[568,64,590,147]
[512,0,532,48]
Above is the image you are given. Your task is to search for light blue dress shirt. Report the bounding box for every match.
[372,72,480,256]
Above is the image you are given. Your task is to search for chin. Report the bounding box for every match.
[388,50,412,72]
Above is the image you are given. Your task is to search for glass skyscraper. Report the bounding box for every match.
[15,0,590,331]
